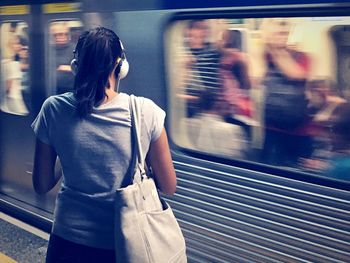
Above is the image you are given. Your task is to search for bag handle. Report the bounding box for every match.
[130,95,147,182]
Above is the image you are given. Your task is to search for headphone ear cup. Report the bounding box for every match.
[118,59,129,80]
[70,58,78,76]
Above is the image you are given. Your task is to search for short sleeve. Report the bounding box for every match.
[31,97,52,145]
[141,98,166,142]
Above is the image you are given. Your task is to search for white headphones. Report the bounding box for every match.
[70,38,129,80]
[116,40,129,80]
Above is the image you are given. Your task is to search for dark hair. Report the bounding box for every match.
[223,30,242,50]
[187,20,206,30]
[10,21,18,30]
[19,36,28,47]
[73,27,123,117]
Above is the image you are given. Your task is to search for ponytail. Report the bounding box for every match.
[73,27,123,117]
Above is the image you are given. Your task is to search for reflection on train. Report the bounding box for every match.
[168,17,350,181]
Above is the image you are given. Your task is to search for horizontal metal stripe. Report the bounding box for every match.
[177,218,309,263]
[174,186,350,250]
[176,168,350,215]
[185,251,202,263]
[177,177,350,227]
[173,198,350,260]
[181,225,284,263]
[187,247,227,263]
[169,201,349,262]
[173,159,350,200]
[176,178,350,234]
[176,170,350,212]
[186,238,252,263]
[184,234,298,263]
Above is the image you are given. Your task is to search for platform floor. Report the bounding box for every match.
[0,212,49,263]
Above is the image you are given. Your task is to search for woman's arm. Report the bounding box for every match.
[33,139,61,194]
[148,128,177,195]
[269,48,309,80]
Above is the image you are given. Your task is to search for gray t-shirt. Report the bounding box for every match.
[31,92,165,249]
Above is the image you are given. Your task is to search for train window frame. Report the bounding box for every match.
[164,6,350,190]
[0,20,31,116]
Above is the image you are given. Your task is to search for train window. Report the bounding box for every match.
[0,21,30,116]
[47,20,83,95]
[166,17,350,181]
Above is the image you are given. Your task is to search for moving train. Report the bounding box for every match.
[1,0,349,262]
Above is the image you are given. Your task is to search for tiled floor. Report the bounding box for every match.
[0,213,48,263]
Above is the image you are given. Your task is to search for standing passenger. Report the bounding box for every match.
[187,89,248,158]
[1,34,29,115]
[32,27,176,262]
[19,36,30,111]
[219,29,252,119]
[325,103,350,180]
[179,20,221,118]
[261,19,311,166]
[51,22,75,94]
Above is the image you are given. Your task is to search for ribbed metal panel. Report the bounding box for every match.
[168,156,350,263]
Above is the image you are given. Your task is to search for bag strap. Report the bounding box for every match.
[129,95,147,182]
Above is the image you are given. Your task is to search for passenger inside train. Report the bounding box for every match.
[50,21,75,94]
[0,22,30,116]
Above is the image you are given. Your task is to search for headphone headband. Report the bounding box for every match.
[70,33,128,79]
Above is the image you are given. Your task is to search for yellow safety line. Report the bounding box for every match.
[0,252,17,263]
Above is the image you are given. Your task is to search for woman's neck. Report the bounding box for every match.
[101,74,119,104]
[102,88,118,104]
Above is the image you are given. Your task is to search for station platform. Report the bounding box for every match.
[0,212,49,263]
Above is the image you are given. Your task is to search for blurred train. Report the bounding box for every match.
[1,0,350,262]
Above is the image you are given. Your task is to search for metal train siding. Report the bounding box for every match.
[1,1,350,262]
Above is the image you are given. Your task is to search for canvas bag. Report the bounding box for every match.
[114,95,187,263]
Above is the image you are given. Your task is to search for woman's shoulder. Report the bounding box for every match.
[45,92,76,106]
[131,94,160,110]
[131,94,166,121]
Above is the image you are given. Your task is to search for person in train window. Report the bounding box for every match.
[18,36,31,111]
[179,19,221,118]
[218,28,254,147]
[299,79,345,172]
[325,102,350,180]
[0,34,29,115]
[31,27,176,262]
[301,102,350,180]
[261,19,312,167]
[50,22,75,95]
[187,89,248,158]
[218,29,252,120]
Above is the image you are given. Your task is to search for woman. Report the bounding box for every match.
[261,19,311,166]
[1,34,29,115]
[32,27,176,262]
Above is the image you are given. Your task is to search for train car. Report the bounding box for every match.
[1,0,350,261]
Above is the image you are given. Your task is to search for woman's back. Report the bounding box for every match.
[32,92,165,249]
